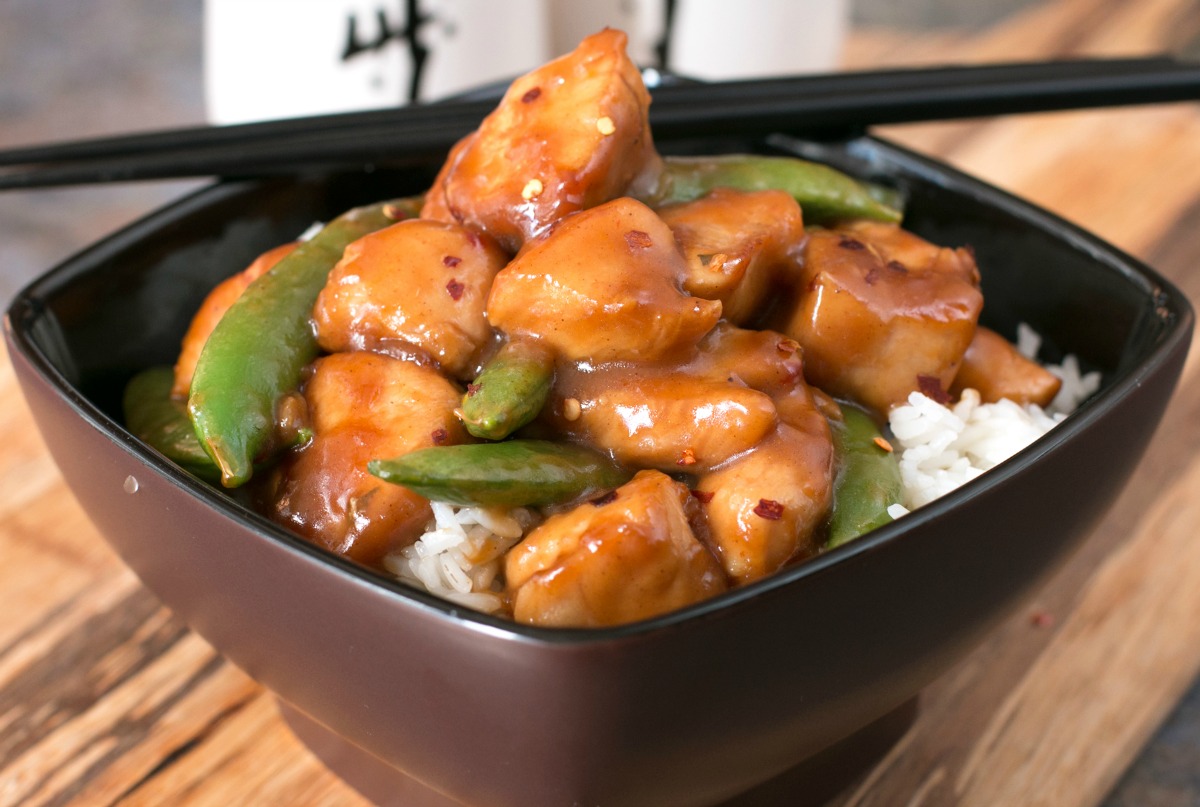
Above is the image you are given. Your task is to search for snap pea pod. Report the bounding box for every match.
[460,339,555,441]
[123,367,221,482]
[188,197,419,488]
[644,155,903,224]
[368,439,630,507]
[825,405,904,549]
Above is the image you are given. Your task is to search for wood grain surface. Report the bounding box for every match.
[2,0,1199,804]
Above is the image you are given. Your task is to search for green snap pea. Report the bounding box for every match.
[645,155,903,224]
[825,405,904,549]
[123,367,221,482]
[368,439,630,507]
[188,197,419,488]
[460,339,554,441]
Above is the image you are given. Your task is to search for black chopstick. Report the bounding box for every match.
[0,100,498,171]
[3,56,1200,190]
[650,55,1200,138]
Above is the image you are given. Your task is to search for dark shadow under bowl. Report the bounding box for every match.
[4,132,1192,807]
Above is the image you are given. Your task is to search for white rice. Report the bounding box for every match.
[887,323,1101,513]
[387,323,1102,609]
[383,503,535,613]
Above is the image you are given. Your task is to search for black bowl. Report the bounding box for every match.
[4,131,1192,807]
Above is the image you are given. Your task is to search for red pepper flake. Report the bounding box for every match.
[625,230,653,249]
[431,428,449,445]
[690,489,715,504]
[443,255,462,268]
[838,235,866,251]
[446,278,465,300]
[521,86,542,103]
[754,499,785,520]
[886,259,908,275]
[677,447,697,466]
[561,397,582,422]
[591,490,618,506]
[382,203,410,221]
[1030,610,1056,628]
[873,435,894,453]
[521,179,544,200]
[917,374,952,404]
[466,382,482,397]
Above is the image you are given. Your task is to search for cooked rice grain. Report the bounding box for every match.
[383,504,534,613]
[1016,322,1102,415]
[889,388,1062,508]
[890,324,1100,509]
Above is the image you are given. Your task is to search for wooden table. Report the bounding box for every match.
[2,0,1199,804]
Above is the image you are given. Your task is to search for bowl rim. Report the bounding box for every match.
[5,132,1194,647]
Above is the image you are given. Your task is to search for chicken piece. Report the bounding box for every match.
[506,470,728,627]
[684,323,844,427]
[685,322,805,397]
[842,220,970,269]
[421,29,662,254]
[172,241,297,398]
[693,397,835,584]
[314,219,508,379]
[547,365,778,472]
[269,352,468,566]
[657,188,804,325]
[540,321,834,473]
[487,197,722,363]
[778,221,982,414]
[951,326,1061,406]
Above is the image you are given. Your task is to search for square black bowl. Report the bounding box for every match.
[4,131,1192,807]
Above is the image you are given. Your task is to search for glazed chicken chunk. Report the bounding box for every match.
[543,323,820,473]
[269,352,468,566]
[951,326,1061,406]
[313,219,508,379]
[694,417,834,584]
[779,220,983,413]
[686,322,807,399]
[505,470,728,627]
[546,365,779,473]
[690,338,836,585]
[421,29,662,253]
[657,188,805,325]
[487,196,722,363]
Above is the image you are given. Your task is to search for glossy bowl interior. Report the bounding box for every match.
[4,131,1193,807]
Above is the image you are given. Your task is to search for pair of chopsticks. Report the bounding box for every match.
[3,56,1200,191]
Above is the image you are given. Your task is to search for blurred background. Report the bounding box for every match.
[0,1,1197,804]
